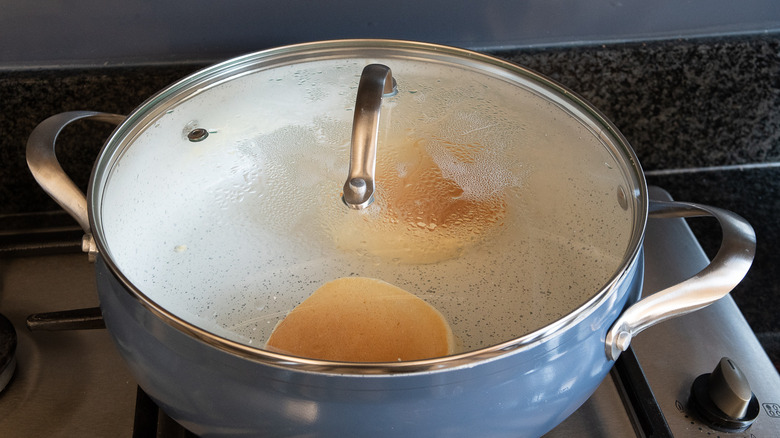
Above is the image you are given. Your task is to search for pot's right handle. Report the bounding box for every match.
[26,111,125,254]
[605,200,755,361]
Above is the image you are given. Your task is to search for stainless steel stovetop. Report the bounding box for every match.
[1,187,779,437]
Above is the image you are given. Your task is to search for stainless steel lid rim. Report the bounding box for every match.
[86,38,646,372]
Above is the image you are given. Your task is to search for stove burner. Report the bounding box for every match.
[0,312,18,392]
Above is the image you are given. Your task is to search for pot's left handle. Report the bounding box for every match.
[26,111,125,257]
[605,200,755,361]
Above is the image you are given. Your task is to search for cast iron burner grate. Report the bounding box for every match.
[0,313,17,393]
[21,306,197,436]
[133,387,197,438]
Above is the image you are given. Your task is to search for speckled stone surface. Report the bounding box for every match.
[498,37,780,170]
[1,34,778,365]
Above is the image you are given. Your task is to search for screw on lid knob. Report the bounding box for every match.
[688,357,760,432]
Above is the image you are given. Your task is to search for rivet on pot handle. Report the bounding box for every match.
[342,64,397,210]
[605,200,756,361]
[26,111,125,260]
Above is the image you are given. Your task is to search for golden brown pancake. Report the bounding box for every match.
[330,136,508,264]
[265,277,455,362]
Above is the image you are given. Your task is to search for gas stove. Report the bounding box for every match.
[0,186,778,437]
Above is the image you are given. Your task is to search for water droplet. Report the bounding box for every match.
[617,185,629,210]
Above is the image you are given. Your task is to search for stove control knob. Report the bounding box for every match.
[689,357,760,432]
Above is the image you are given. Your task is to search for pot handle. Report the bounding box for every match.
[26,111,125,254]
[605,200,755,361]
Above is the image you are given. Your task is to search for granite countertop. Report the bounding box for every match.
[1,34,778,365]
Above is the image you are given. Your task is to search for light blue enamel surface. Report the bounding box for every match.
[96,252,643,437]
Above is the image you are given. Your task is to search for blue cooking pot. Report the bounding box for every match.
[27,40,755,437]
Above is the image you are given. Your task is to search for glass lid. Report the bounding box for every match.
[91,40,645,364]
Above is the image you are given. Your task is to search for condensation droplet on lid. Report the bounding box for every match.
[174,244,188,253]
[617,185,629,210]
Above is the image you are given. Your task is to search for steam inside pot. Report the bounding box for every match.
[96,53,638,357]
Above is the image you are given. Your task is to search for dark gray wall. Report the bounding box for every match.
[2,0,780,69]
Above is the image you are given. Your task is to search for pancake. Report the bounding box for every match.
[265,277,455,362]
[330,135,509,264]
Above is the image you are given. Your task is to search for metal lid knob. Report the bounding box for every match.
[342,64,397,210]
